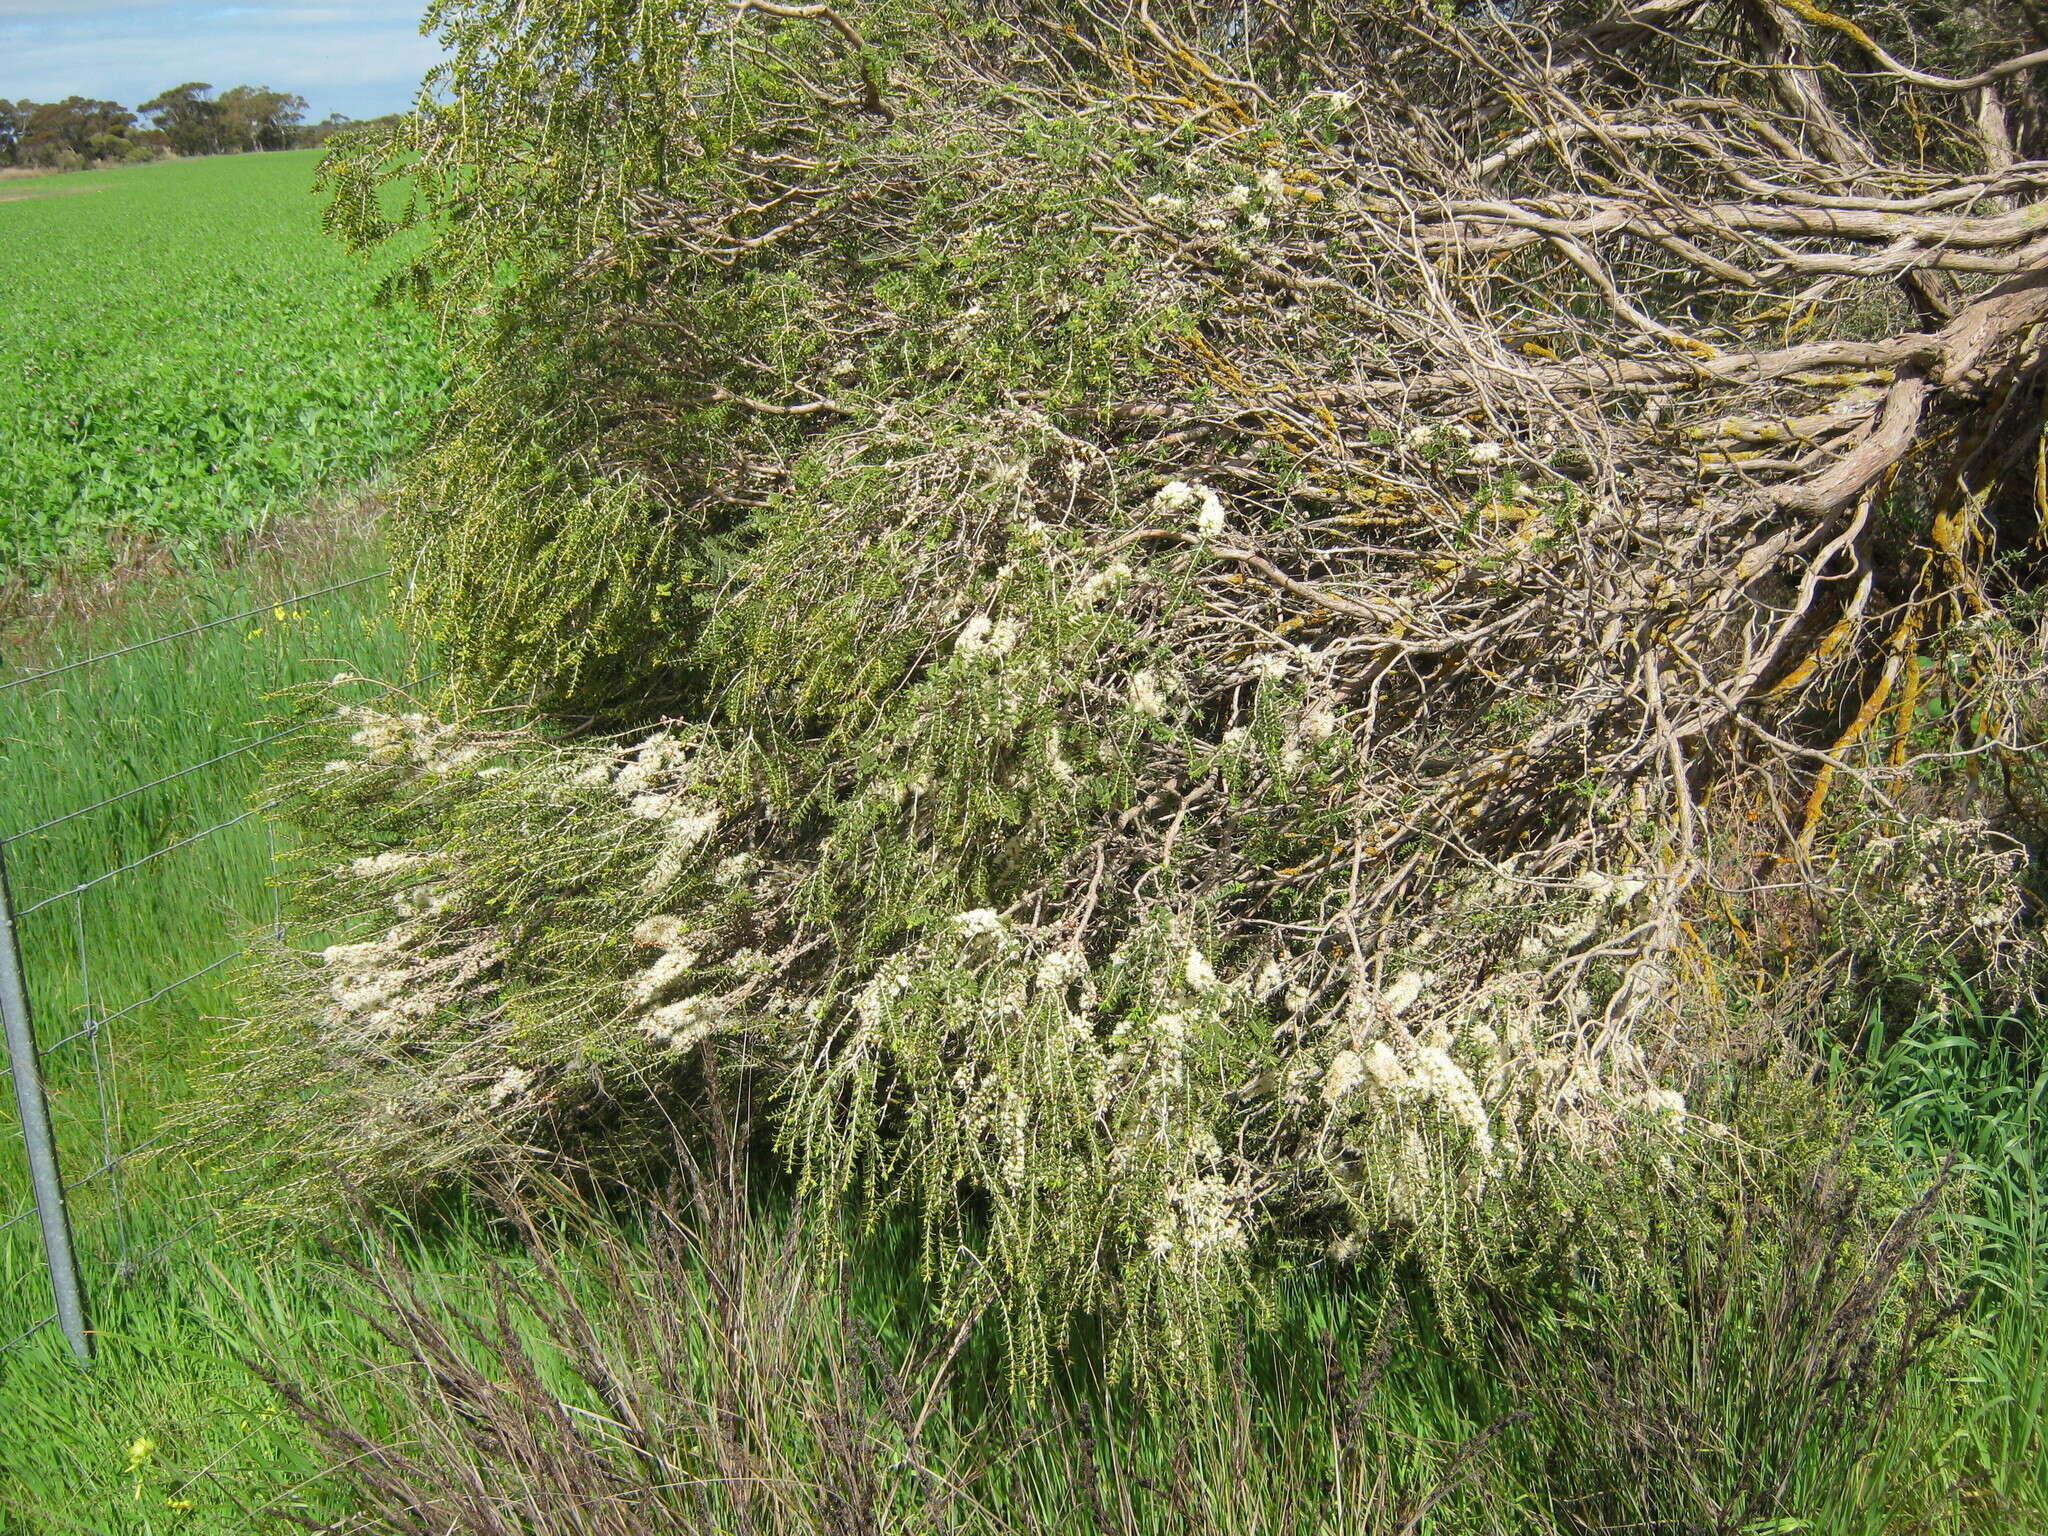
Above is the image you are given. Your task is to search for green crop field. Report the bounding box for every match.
[0,150,438,577]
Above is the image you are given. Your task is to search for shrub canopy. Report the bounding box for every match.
[215,0,2048,1380]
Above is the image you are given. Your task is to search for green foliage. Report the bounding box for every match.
[312,0,1183,713]
[0,151,439,576]
[9,1108,2007,1536]
[206,693,1773,1387]
[137,83,308,158]
[0,96,140,168]
[391,434,697,711]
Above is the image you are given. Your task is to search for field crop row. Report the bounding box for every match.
[0,150,439,576]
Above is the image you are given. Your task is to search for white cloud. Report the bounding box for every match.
[0,2,441,119]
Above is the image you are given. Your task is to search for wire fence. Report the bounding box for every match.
[0,568,415,1362]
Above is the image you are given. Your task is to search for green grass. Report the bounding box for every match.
[0,522,419,1345]
[0,150,438,576]
[1856,1001,2048,1522]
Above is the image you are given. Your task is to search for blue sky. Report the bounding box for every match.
[0,2,443,121]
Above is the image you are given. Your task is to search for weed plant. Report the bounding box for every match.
[257,0,2048,1392]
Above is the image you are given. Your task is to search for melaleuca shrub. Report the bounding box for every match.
[209,0,2048,1385]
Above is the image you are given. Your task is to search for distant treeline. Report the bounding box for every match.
[0,84,400,171]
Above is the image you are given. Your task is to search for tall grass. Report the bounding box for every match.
[239,1123,1527,1536]
[1855,997,2047,1521]
[237,1104,2021,1536]
[0,509,417,1337]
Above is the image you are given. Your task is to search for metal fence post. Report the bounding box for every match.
[0,842,91,1364]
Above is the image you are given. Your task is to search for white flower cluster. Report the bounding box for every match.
[349,850,432,880]
[1403,419,1509,468]
[625,914,729,1051]
[1570,869,1650,904]
[1077,560,1131,607]
[1320,968,1496,1152]
[1378,970,1427,1017]
[611,731,692,794]
[632,914,691,950]
[342,709,413,762]
[1151,1010,1191,1049]
[1323,1038,1413,1108]
[331,706,485,776]
[1300,702,1341,743]
[352,846,455,923]
[1322,1049,1366,1105]
[646,809,725,893]
[951,908,1009,939]
[1147,1175,1250,1263]
[577,731,731,893]
[1408,1046,1494,1156]
[1153,478,1227,536]
[628,945,701,1007]
[1637,1088,1688,1131]
[643,994,726,1051]
[1362,1040,1407,1090]
[1207,174,1283,231]
[856,958,916,1028]
[1035,946,1089,991]
[1848,816,2044,998]
[319,928,438,1037]
[955,614,1023,658]
[1129,669,1170,719]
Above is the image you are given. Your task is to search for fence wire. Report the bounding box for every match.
[0,567,414,1361]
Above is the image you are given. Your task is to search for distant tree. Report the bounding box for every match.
[297,111,405,149]
[0,101,24,166]
[297,111,354,148]
[0,80,356,167]
[217,84,308,152]
[16,97,135,166]
[139,82,224,156]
